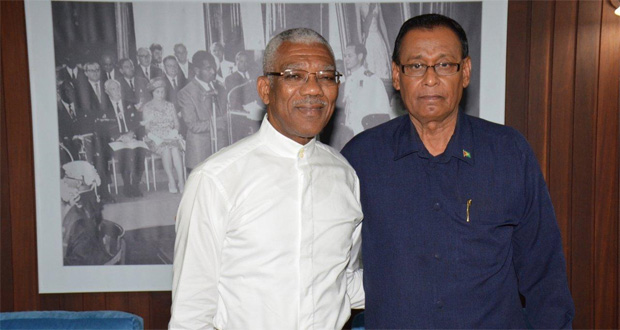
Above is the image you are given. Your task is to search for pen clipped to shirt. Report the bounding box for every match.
[466,199,472,222]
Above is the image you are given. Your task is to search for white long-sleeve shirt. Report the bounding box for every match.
[170,116,364,330]
[343,66,393,135]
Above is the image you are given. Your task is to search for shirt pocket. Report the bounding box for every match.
[451,201,517,273]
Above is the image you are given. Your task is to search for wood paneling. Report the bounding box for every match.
[506,0,620,328]
[548,0,577,277]
[526,0,554,174]
[1,0,39,312]
[1,0,618,328]
[594,1,620,326]
[1,1,15,311]
[505,0,531,135]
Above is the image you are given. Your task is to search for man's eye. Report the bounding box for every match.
[437,63,451,68]
[411,63,424,69]
[318,74,336,82]
[284,72,304,81]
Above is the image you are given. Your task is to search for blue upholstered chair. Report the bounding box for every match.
[0,311,143,329]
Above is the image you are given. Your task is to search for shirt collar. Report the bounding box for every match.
[259,115,316,159]
[195,78,212,91]
[393,111,474,165]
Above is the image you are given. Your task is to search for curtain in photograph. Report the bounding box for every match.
[52,1,116,64]
[264,4,286,44]
[115,3,132,60]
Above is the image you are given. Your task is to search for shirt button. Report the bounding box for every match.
[434,253,441,259]
[436,300,443,308]
[298,149,305,159]
[433,202,441,211]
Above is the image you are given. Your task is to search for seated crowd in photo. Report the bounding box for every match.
[56,42,264,205]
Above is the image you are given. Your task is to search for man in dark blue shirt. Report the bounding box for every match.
[341,14,574,328]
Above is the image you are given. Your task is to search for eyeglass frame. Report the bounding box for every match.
[264,69,343,86]
[399,61,463,77]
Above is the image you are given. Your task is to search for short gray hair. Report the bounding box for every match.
[104,78,120,91]
[263,28,334,72]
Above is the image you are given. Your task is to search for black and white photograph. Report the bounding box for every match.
[25,0,507,292]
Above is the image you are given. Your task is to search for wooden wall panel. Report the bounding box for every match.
[1,15,15,310]
[594,1,620,327]
[526,0,554,175]
[506,0,620,328]
[548,0,577,276]
[82,293,106,311]
[505,0,531,135]
[1,0,38,312]
[571,1,602,327]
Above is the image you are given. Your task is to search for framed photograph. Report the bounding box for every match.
[25,0,507,293]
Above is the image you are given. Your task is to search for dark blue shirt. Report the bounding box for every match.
[342,112,574,329]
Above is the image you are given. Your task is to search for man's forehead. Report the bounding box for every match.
[277,43,335,70]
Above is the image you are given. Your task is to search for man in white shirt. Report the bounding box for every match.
[174,43,193,81]
[210,41,235,83]
[170,28,364,329]
[342,43,392,136]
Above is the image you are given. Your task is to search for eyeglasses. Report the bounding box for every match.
[400,61,462,77]
[264,69,342,86]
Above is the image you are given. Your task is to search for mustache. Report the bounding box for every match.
[292,97,327,107]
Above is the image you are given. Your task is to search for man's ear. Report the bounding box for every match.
[256,76,271,105]
[461,56,472,88]
[391,62,401,91]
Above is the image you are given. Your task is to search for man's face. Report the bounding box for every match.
[105,82,122,101]
[174,45,188,63]
[152,49,163,64]
[61,84,76,103]
[85,64,101,82]
[137,50,151,66]
[119,60,135,78]
[211,44,224,60]
[392,27,471,126]
[101,55,115,73]
[257,42,338,145]
[164,58,179,77]
[195,59,216,83]
[236,54,249,73]
[343,46,362,71]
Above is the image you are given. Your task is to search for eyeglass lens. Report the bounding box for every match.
[281,70,340,85]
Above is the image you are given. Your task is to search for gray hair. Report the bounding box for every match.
[263,28,334,72]
[104,78,121,91]
[137,47,151,56]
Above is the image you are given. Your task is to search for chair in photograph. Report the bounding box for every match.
[108,157,119,194]
[144,151,186,191]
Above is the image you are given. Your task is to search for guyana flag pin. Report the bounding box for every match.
[463,149,472,158]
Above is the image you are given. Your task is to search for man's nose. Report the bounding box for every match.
[300,74,324,96]
[422,66,440,86]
